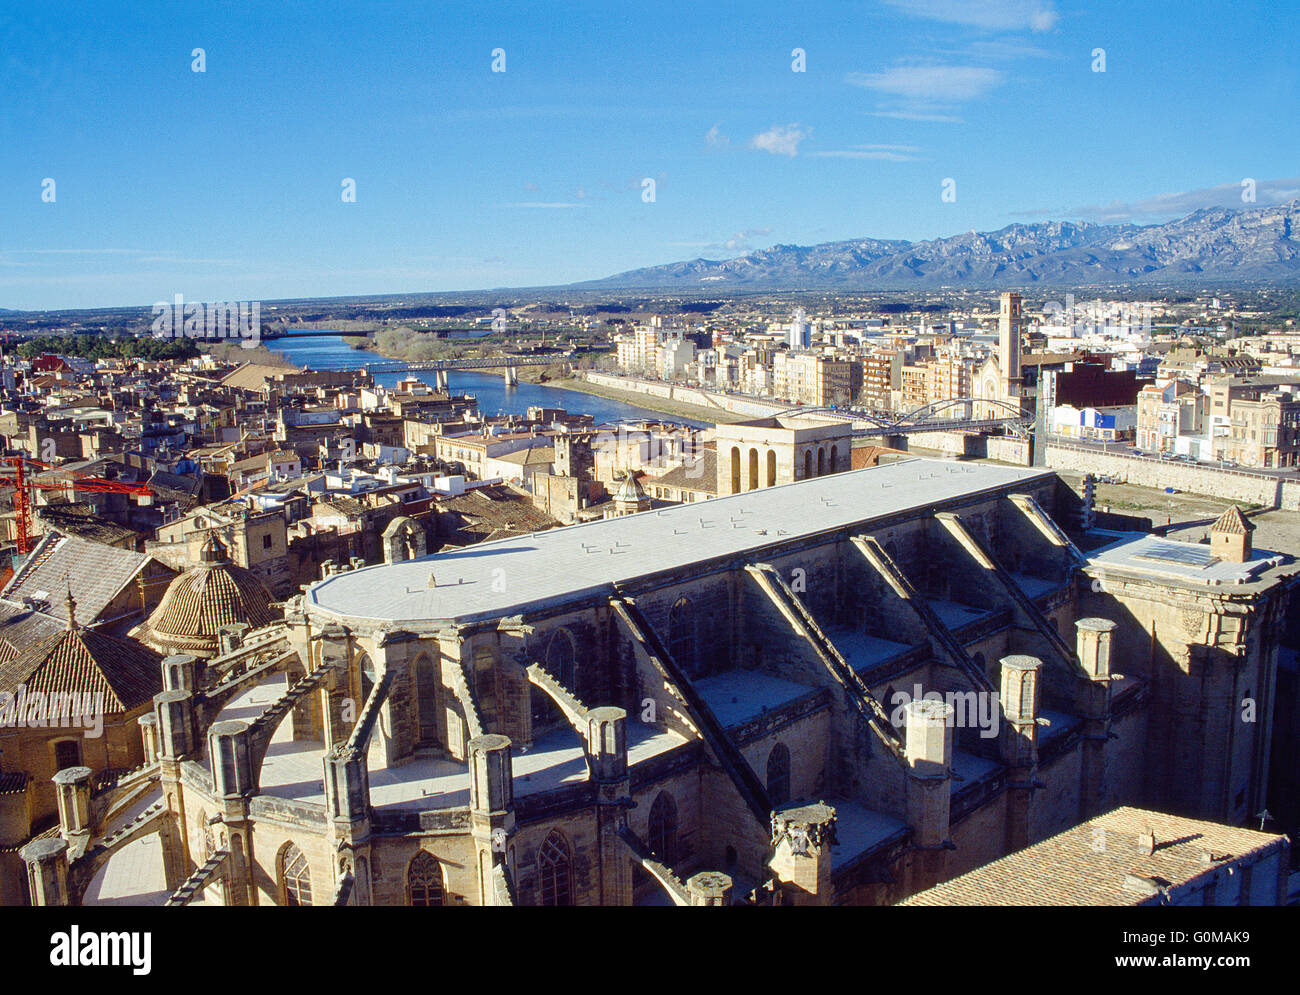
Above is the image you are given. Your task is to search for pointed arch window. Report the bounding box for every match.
[280,843,312,906]
[537,830,573,906]
[414,653,439,746]
[648,791,679,866]
[545,628,577,692]
[668,598,695,675]
[766,743,791,806]
[408,851,445,906]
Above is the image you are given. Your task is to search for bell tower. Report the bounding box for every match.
[998,292,1023,409]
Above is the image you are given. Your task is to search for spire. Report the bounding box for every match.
[64,577,77,631]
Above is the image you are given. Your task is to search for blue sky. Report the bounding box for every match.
[2,0,1297,309]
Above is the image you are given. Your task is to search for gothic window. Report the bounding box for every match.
[537,830,573,907]
[817,447,825,476]
[766,743,791,806]
[669,598,695,675]
[357,653,375,708]
[280,843,312,906]
[829,445,838,472]
[766,449,777,487]
[408,851,444,906]
[730,447,741,493]
[648,791,678,865]
[414,653,440,746]
[546,629,577,692]
[748,448,759,490]
[804,450,812,479]
[473,646,497,729]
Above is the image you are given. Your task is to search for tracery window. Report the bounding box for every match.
[537,830,573,907]
[280,843,312,906]
[668,598,695,675]
[408,851,444,907]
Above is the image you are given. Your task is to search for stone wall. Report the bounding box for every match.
[1045,443,1300,509]
[987,435,1032,466]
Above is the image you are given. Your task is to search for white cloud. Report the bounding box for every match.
[811,144,922,162]
[881,0,1060,33]
[669,227,773,253]
[1066,178,1300,223]
[847,64,1006,124]
[749,124,810,157]
[847,65,1005,102]
[963,38,1054,60]
[868,109,965,123]
[1010,178,1300,224]
[706,123,729,148]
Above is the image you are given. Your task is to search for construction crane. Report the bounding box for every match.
[0,455,153,554]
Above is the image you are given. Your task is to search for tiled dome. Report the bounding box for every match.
[136,533,278,658]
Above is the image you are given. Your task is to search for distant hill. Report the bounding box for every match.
[573,200,1300,291]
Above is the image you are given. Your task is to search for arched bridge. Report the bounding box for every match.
[767,398,1033,438]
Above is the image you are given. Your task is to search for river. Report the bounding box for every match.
[265,332,705,427]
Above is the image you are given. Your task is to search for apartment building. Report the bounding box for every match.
[433,430,545,479]
[899,355,975,412]
[1135,380,1205,453]
[772,352,855,407]
[614,316,688,376]
[861,349,901,410]
[1206,377,1300,468]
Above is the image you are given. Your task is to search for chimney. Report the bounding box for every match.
[1137,827,1156,856]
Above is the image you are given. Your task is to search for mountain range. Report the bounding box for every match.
[574,200,1300,291]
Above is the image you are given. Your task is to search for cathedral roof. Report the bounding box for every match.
[1210,505,1255,535]
[135,534,277,656]
[307,459,1050,626]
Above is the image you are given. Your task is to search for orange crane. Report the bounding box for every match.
[0,455,153,554]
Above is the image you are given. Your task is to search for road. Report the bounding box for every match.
[1047,435,1300,481]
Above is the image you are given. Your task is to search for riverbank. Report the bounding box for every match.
[548,376,750,425]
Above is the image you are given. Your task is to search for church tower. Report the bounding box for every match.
[998,291,1023,409]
